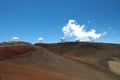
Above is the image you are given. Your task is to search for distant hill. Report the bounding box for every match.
[0,41,31,46]
[35,42,120,75]
[0,43,36,59]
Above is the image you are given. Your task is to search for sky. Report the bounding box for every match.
[0,0,120,43]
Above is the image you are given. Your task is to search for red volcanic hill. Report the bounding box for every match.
[0,42,37,59]
[0,41,120,80]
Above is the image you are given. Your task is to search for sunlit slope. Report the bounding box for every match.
[109,60,120,75]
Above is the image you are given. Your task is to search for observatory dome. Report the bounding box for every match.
[61,37,66,43]
[38,37,43,43]
[12,37,20,42]
[61,37,65,40]
[38,38,43,40]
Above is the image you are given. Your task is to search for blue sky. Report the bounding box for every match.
[0,0,120,43]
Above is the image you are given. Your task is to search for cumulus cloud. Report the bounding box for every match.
[102,32,107,35]
[62,20,106,41]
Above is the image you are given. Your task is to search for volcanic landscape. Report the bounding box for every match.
[0,41,120,80]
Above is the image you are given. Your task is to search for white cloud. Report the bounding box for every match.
[108,27,115,34]
[88,21,90,23]
[102,32,107,35]
[62,20,106,41]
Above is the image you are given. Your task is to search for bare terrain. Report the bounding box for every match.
[0,41,120,80]
[35,42,120,71]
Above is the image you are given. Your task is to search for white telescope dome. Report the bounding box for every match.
[61,37,65,40]
[38,37,43,43]
[61,37,66,43]
[12,37,19,42]
[38,38,43,40]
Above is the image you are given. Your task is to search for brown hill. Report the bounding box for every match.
[35,42,120,74]
[0,44,37,59]
[0,61,77,80]
[0,42,120,80]
[3,45,120,80]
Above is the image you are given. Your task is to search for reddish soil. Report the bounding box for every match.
[0,44,37,59]
[0,61,78,80]
[0,42,120,80]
